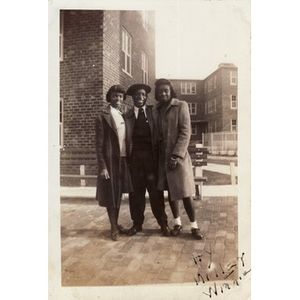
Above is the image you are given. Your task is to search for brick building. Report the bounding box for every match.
[59,10,155,175]
[60,9,156,150]
[169,63,238,143]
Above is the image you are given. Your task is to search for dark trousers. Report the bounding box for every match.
[129,149,168,227]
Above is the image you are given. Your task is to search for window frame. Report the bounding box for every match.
[207,78,213,93]
[230,70,237,85]
[231,119,237,132]
[207,100,213,114]
[122,28,132,76]
[181,82,197,95]
[141,51,149,84]
[231,95,237,109]
[141,10,149,31]
[59,98,64,148]
[59,11,64,62]
[188,102,197,115]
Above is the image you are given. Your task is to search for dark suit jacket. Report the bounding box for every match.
[124,105,159,161]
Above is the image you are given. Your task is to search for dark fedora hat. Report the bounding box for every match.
[126,83,151,96]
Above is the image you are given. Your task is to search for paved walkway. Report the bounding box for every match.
[60,185,238,199]
[203,163,238,176]
[60,195,238,287]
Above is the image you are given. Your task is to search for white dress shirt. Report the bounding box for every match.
[134,105,148,119]
[110,106,126,157]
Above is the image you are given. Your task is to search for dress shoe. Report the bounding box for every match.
[191,228,204,240]
[161,224,171,236]
[127,225,143,236]
[111,230,120,241]
[170,225,183,237]
[118,225,129,235]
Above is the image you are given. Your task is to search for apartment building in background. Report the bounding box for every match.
[170,63,238,143]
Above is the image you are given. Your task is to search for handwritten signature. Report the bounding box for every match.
[192,249,251,298]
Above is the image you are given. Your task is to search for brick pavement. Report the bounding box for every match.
[60,196,238,286]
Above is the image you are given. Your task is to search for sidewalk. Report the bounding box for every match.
[60,184,238,199]
[203,163,238,176]
[61,195,238,286]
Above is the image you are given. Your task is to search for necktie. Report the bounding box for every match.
[138,108,147,122]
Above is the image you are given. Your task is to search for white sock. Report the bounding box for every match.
[173,217,182,226]
[190,221,198,229]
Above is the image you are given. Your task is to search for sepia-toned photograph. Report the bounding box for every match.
[49,0,251,299]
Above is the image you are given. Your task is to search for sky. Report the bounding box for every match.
[154,1,250,80]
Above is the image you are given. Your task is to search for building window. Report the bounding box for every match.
[181,82,196,95]
[188,102,197,115]
[205,102,207,115]
[214,75,217,89]
[214,98,217,112]
[142,51,149,84]
[231,95,237,109]
[141,11,149,31]
[59,98,64,147]
[191,123,197,135]
[230,71,237,85]
[214,120,218,132]
[208,122,213,133]
[231,119,237,132]
[207,100,213,114]
[122,28,132,75]
[59,11,64,62]
[207,78,213,93]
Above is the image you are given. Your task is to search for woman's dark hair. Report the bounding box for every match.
[154,78,177,101]
[106,85,126,102]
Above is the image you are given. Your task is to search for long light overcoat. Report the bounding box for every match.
[152,98,195,201]
[95,105,131,208]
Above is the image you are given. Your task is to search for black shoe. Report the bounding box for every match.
[161,224,171,236]
[171,225,183,236]
[118,225,129,235]
[191,228,204,240]
[111,230,120,241]
[127,225,143,236]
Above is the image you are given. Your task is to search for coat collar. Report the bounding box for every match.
[155,98,179,111]
[126,105,153,118]
[102,105,118,134]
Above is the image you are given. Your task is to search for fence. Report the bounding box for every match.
[202,132,238,155]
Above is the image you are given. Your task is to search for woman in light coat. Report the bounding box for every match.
[95,85,132,241]
[152,78,203,240]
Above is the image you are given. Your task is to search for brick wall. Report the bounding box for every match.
[60,10,157,176]
[103,11,121,100]
[119,10,156,106]
[60,10,104,149]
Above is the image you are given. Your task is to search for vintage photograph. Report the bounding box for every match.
[49,0,250,299]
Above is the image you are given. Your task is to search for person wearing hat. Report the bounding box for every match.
[152,78,204,240]
[95,85,133,241]
[124,83,170,237]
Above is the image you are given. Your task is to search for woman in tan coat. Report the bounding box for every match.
[152,78,203,240]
